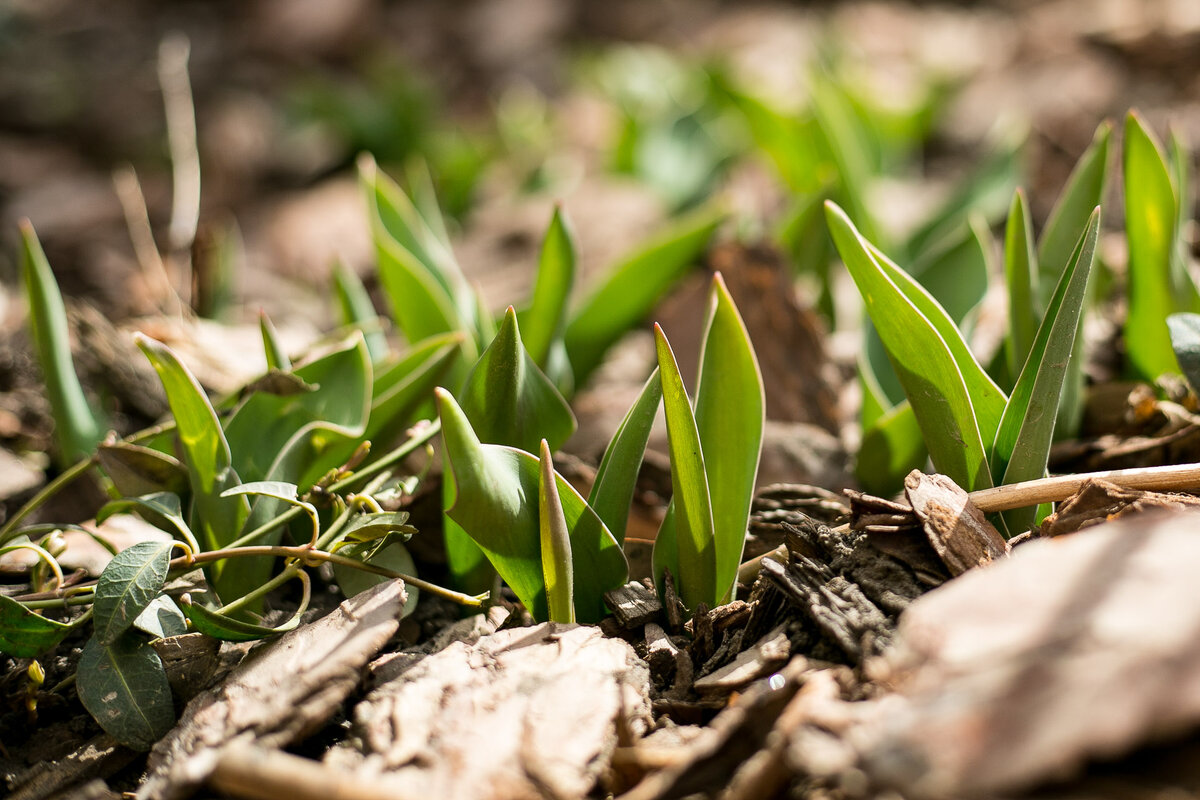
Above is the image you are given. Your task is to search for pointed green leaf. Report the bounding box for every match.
[93,540,175,645]
[1038,121,1111,302]
[993,208,1100,532]
[333,262,389,362]
[259,312,290,372]
[693,274,764,602]
[77,634,174,751]
[136,334,249,560]
[651,325,716,611]
[1124,111,1182,381]
[588,367,662,545]
[856,400,928,496]
[0,594,73,657]
[178,594,302,642]
[459,307,576,453]
[538,440,575,624]
[366,331,464,445]
[361,156,478,353]
[98,442,188,498]
[827,201,1003,491]
[1171,313,1200,394]
[436,389,627,622]
[564,207,722,386]
[520,206,576,369]
[1004,189,1039,379]
[19,220,103,466]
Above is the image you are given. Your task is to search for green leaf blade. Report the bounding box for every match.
[19,220,103,465]
[693,274,764,602]
[588,367,663,545]
[0,595,73,657]
[826,201,999,491]
[93,540,175,645]
[993,208,1100,531]
[1038,121,1111,301]
[1004,189,1039,379]
[1169,312,1200,393]
[521,206,576,369]
[652,324,716,610]
[1124,111,1182,381]
[538,440,575,624]
[77,635,174,751]
[564,208,722,386]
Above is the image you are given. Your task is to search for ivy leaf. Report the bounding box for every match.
[133,595,188,639]
[0,595,73,657]
[97,442,188,498]
[77,634,175,751]
[332,538,420,618]
[178,594,303,642]
[93,541,175,646]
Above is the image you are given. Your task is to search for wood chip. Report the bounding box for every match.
[137,579,408,800]
[904,470,1008,575]
[860,510,1200,798]
[604,580,663,628]
[342,622,652,800]
[693,624,792,695]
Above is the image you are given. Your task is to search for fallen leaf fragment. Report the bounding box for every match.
[1040,477,1200,536]
[860,510,1200,798]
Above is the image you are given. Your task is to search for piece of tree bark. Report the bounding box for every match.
[137,579,407,800]
[904,470,1008,576]
[860,510,1200,798]
[1039,477,1200,537]
[340,622,652,800]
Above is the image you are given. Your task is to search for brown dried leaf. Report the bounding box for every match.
[904,471,1008,576]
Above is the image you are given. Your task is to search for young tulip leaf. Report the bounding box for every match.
[459,307,577,453]
[651,325,717,611]
[361,155,478,357]
[93,540,175,645]
[1004,189,1039,379]
[564,207,722,386]
[827,201,1004,492]
[259,312,291,372]
[97,493,199,554]
[332,538,420,618]
[520,206,576,370]
[588,368,662,545]
[367,331,464,445]
[692,274,764,602]
[1038,121,1111,304]
[992,208,1100,532]
[77,634,174,751]
[97,442,188,498]
[19,220,103,466]
[1167,313,1200,394]
[538,440,575,624]
[446,309,577,591]
[856,400,928,497]
[333,262,389,362]
[0,595,73,657]
[436,389,626,622]
[136,335,249,567]
[1124,112,1183,381]
[1168,129,1200,313]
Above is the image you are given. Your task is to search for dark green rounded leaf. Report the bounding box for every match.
[77,635,175,751]
[0,595,73,657]
[93,541,174,645]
